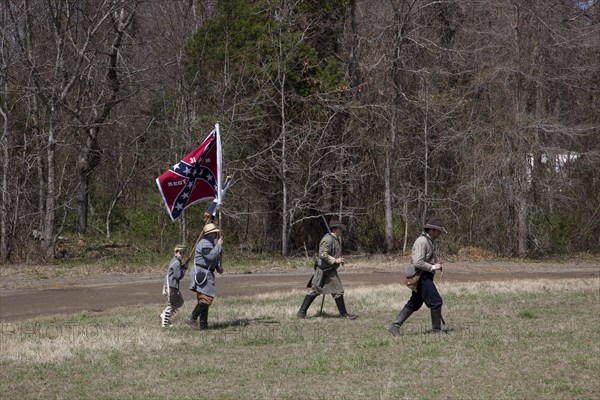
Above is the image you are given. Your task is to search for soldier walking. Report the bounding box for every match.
[297,218,357,320]
[387,217,448,336]
[186,223,223,330]
[160,244,188,328]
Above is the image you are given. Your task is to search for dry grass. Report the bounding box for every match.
[1,278,599,399]
[456,246,496,260]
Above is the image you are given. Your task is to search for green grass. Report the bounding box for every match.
[1,279,599,399]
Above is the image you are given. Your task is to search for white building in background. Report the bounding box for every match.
[526,151,581,183]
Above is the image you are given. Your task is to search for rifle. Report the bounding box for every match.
[317,215,331,317]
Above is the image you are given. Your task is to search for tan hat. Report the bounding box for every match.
[202,223,220,236]
[423,217,447,234]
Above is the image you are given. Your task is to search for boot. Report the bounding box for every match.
[186,303,203,330]
[387,307,413,337]
[199,304,209,330]
[297,294,317,319]
[334,296,357,320]
[431,307,447,335]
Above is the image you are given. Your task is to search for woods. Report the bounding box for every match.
[1,0,598,263]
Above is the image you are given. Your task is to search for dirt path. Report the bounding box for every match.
[1,261,598,321]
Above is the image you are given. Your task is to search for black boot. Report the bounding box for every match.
[431,307,447,334]
[297,295,317,319]
[387,307,413,337]
[186,303,203,330]
[199,304,209,330]
[334,296,357,320]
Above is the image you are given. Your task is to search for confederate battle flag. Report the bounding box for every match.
[156,127,223,221]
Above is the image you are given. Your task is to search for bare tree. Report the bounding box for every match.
[0,4,11,260]
[2,0,598,261]
[5,0,141,258]
[70,1,138,235]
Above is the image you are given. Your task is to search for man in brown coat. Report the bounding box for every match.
[297,219,357,320]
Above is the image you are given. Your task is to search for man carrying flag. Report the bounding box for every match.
[186,222,224,330]
[155,125,230,331]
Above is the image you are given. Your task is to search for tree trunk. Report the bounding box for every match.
[76,173,90,235]
[517,191,528,257]
[402,201,409,253]
[42,101,58,259]
[280,78,289,256]
[384,115,396,253]
[0,94,9,261]
[421,99,430,222]
[76,128,102,234]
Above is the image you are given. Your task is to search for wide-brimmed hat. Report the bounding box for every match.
[202,223,220,235]
[329,218,345,230]
[174,244,187,252]
[423,217,447,233]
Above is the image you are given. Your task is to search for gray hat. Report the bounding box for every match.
[423,217,447,233]
[329,218,345,230]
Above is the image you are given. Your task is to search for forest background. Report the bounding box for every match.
[1,0,599,265]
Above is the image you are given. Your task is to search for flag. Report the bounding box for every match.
[156,127,222,221]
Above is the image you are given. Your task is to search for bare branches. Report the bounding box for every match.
[2,0,598,261]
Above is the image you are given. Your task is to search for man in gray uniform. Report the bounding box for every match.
[387,217,448,336]
[186,223,223,330]
[297,218,357,320]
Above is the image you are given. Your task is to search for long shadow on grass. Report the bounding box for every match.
[209,317,279,330]
[311,311,344,319]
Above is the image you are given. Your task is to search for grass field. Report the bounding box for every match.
[1,278,599,399]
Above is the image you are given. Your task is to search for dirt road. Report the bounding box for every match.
[1,261,598,321]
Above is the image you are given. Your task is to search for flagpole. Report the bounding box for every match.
[216,123,223,206]
[215,123,223,231]
[215,123,224,275]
